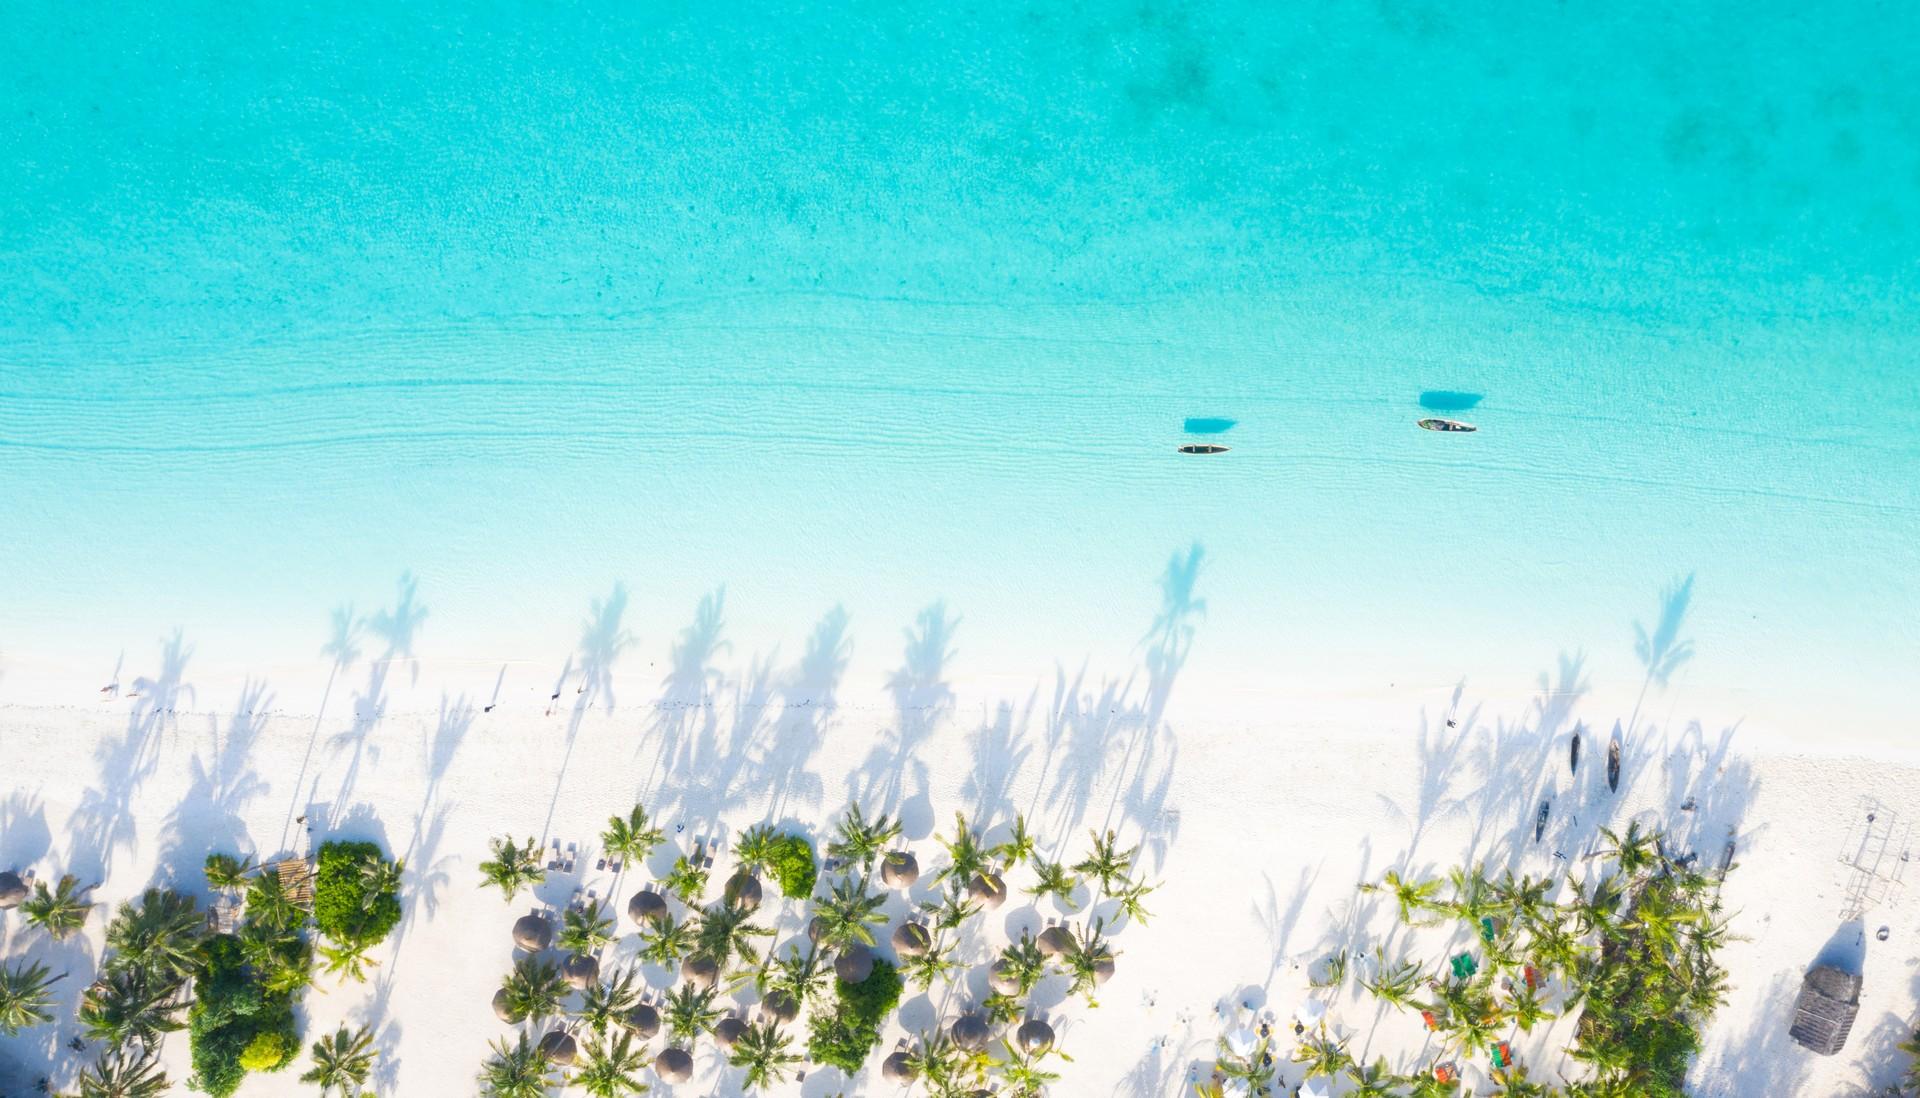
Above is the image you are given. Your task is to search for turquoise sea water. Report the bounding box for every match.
[2,2,1917,737]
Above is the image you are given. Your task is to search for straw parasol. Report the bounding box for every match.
[1223,1027,1257,1056]
[807,915,830,943]
[988,960,1022,996]
[881,851,920,889]
[512,912,553,952]
[680,955,718,991]
[724,872,763,912]
[882,1050,918,1082]
[1299,1077,1333,1098]
[654,1047,693,1083]
[537,1029,578,1067]
[1092,955,1116,985]
[967,871,1007,910]
[835,943,874,984]
[627,889,668,926]
[0,872,28,910]
[760,989,800,1024]
[624,1002,660,1038]
[950,1013,991,1052]
[714,1015,748,1050]
[1295,999,1327,1029]
[563,952,600,990]
[1036,925,1074,957]
[1017,1018,1055,1054]
[1790,964,1864,1055]
[491,987,521,1024]
[891,922,932,957]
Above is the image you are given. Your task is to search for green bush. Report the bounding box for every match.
[238,1031,291,1071]
[766,833,817,899]
[312,840,401,947]
[188,934,299,1096]
[806,959,902,1073]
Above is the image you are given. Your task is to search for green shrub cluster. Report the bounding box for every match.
[806,959,902,1073]
[188,934,300,1096]
[766,833,818,900]
[313,840,401,947]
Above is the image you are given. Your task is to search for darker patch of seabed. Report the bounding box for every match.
[1183,417,1237,434]
[1418,390,1483,411]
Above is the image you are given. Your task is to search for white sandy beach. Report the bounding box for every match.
[3,588,1917,1097]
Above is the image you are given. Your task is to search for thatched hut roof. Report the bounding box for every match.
[512,912,553,952]
[835,943,874,984]
[967,871,1007,910]
[724,872,762,912]
[1036,925,1074,957]
[0,871,25,909]
[627,890,668,926]
[807,914,829,943]
[624,1002,660,1038]
[714,1015,748,1049]
[951,1013,991,1052]
[1789,964,1863,1056]
[491,987,521,1024]
[891,922,932,957]
[988,960,1022,996]
[1092,955,1115,985]
[537,1029,578,1067]
[761,989,800,1024]
[654,1047,694,1082]
[680,955,718,991]
[563,952,600,990]
[882,851,920,889]
[1017,1018,1055,1054]
[882,1050,917,1081]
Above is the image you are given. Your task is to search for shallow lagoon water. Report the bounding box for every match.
[1,1,1917,743]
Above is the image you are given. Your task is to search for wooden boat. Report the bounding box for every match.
[1569,728,1581,775]
[1533,801,1550,843]
[1606,733,1622,793]
[1177,443,1229,455]
[1417,418,1477,433]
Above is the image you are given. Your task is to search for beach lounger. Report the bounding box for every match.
[564,842,578,874]
[1450,952,1477,980]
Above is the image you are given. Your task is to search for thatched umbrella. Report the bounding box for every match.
[491,987,521,1024]
[627,889,668,926]
[882,1050,918,1082]
[807,915,829,943]
[654,1047,693,1083]
[1092,955,1116,985]
[760,989,800,1024]
[512,912,553,952]
[1036,926,1074,957]
[881,851,919,889]
[891,922,932,957]
[538,1029,578,1066]
[0,872,27,910]
[680,955,718,991]
[1017,1018,1055,1054]
[724,872,763,912]
[988,960,1022,996]
[966,871,1007,910]
[563,952,600,990]
[1790,964,1864,1055]
[1295,998,1327,1029]
[950,1013,991,1052]
[624,1002,660,1038]
[835,943,874,984]
[714,1015,748,1050]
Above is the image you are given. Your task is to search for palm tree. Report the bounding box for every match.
[1444,865,1498,926]
[1059,919,1116,1006]
[998,1041,1066,1097]
[1111,876,1156,927]
[70,1048,170,1098]
[730,1019,800,1088]
[574,1030,650,1097]
[79,969,186,1050]
[1072,829,1137,898]
[479,1032,559,1098]
[478,836,546,902]
[763,946,829,1007]
[0,960,64,1036]
[1361,869,1444,926]
[575,967,642,1035]
[299,1024,377,1095]
[825,804,900,877]
[1897,1027,1920,1094]
[318,938,379,984]
[1359,949,1423,1010]
[813,877,887,948]
[919,883,980,934]
[638,912,697,965]
[245,868,303,934]
[1490,1063,1551,1097]
[995,934,1048,997]
[357,856,404,912]
[1026,858,1080,909]
[692,900,772,976]
[102,888,202,985]
[500,956,567,1022]
[662,983,721,1045]
[1290,1032,1351,1080]
[1214,1034,1270,1092]
[1503,983,1555,1033]
[23,874,96,940]
[1592,822,1662,880]
[1345,1056,1397,1098]
[560,900,616,954]
[992,813,1037,867]
[1401,1068,1463,1098]
[203,852,252,893]
[602,804,666,869]
[663,856,709,905]
[898,935,961,992]
[732,823,781,875]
